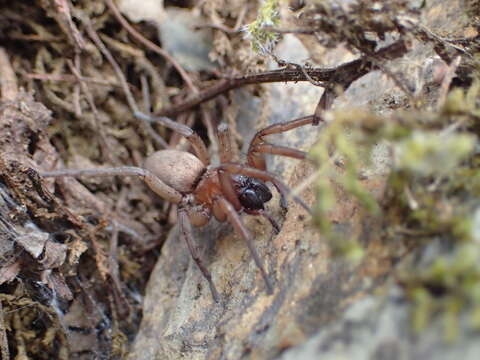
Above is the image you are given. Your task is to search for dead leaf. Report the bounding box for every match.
[39,240,67,269]
[68,236,88,265]
[15,226,49,259]
[42,270,73,301]
[0,261,20,284]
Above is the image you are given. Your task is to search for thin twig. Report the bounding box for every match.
[24,72,122,87]
[108,209,131,317]
[264,26,318,34]
[82,16,139,113]
[0,301,10,360]
[194,23,241,34]
[290,152,340,199]
[53,0,86,50]
[298,63,325,87]
[436,56,461,109]
[104,0,197,93]
[72,53,82,117]
[139,74,168,148]
[195,3,247,34]
[81,12,173,149]
[67,60,116,163]
[157,40,409,117]
[140,74,151,114]
[373,61,416,104]
[0,48,18,101]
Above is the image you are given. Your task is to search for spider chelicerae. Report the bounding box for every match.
[40,111,316,302]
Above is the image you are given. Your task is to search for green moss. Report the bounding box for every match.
[405,243,480,341]
[443,80,480,117]
[309,109,384,259]
[308,74,480,338]
[394,131,475,176]
[245,0,280,54]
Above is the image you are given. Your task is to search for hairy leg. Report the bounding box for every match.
[217,123,233,164]
[249,143,306,161]
[247,114,316,170]
[258,209,280,234]
[178,208,220,303]
[215,196,273,295]
[134,111,210,166]
[40,166,182,204]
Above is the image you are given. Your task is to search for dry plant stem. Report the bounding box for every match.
[139,74,168,148]
[298,63,324,87]
[234,4,248,30]
[216,196,273,294]
[195,4,247,34]
[109,224,121,293]
[72,54,82,117]
[290,151,341,200]
[0,47,18,100]
[67,60,114,163]
[0,301,9,360]
[104,0,197,93]
[54,0,86,50]
[24,72,121,87]
[371,60,415,103]
[158,40,409,117]
[178,208,220,303]
[436,56,461,109]
[314,86,335,121]
[6,33,63,42]
[108,221,131,317]
[140,75,151,113]
[82,17,139,113]
[82,17,170,148]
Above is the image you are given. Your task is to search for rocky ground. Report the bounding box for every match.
[0,1,479,359]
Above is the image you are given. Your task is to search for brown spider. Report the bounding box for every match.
[40,112,316,302]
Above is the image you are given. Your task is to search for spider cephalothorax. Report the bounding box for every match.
[40,113,316,302]
[232,175,272,213]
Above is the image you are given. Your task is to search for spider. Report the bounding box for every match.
[40,112,317,302]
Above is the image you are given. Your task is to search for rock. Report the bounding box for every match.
[128,0,474,359]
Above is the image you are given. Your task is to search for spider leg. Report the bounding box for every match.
[215,196,273,295]
[247,114,317,170]
[250,143,307,161]
[218,163,311,214]
[40,166,182,204]
[216,123,245,211]
[218,169,242,211]
[258,209,280,234]
[217,123,233,163]
[134,111,210,166]
[178,208,220,303]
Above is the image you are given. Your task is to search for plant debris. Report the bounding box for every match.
[0,0,478,359]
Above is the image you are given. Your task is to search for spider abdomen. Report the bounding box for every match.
[144,150,205,193]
